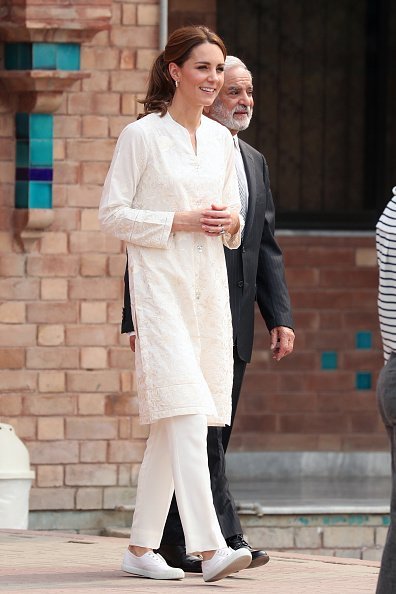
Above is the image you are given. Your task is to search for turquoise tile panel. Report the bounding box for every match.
[30,139,53,167]
[321,352,338,370]
[16,141,29,167]
[30,114,53,139]
[33,43,57,69]
[356,372,372,390]
[16,113,29,139]
[5,43,32,70]
[15,182,29,208]
[356,331,372,350]
[29,182,52,208]
[57,43,80,70]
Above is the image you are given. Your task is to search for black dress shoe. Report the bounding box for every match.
[155,544,202,573]
[226,534,270,569]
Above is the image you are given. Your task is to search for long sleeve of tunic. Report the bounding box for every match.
[98,113,240,426]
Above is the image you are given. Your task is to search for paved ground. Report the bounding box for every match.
[0,530,380,593]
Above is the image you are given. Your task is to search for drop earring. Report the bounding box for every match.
[174,80,179,88]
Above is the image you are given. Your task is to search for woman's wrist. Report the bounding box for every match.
[227,212,240,236]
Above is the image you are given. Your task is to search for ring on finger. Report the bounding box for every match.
[219,224,225,235]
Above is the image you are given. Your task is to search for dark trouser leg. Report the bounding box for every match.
[376,354,396,594]
[222,347,247,453]
[160,348,247,546]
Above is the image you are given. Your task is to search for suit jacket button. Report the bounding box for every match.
[237,281,244,288]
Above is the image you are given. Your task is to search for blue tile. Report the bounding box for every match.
[30,139,53,167]
[30,168,53,182]
[15,182,29,208]
[30,114,53,139]
[16,168,29,181]
[356,372,372,390]
[29,182,52,208]
[356,331,372,350]
[16,141,29,167]
[57,43,80,70]
[16,113,29,139]
[5,43,32,69]
[321,352,338,370]
[33,43,57,69]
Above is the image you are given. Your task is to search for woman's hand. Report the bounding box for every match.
[172,205,240,236]
[201,204,240,236]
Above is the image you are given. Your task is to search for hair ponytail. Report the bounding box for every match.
[139,52,175,118]
[138,26,227,119]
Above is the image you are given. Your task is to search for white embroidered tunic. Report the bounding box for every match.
[99,112,241,425]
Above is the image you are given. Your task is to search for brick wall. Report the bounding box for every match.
[0,0,387,523]
[231,234,387,452]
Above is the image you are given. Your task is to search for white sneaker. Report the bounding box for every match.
[202,546,252,582]
[121,549,185,580]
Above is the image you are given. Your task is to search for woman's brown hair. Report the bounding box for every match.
[139,25,227,118]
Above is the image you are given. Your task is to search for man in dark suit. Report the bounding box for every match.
[122,56,295,572]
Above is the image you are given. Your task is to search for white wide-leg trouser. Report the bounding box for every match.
[130,414,227,554]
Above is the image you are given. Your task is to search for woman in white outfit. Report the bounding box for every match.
[99,25,251,582]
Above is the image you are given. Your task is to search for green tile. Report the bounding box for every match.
[30,114,53,139]
[15,114,29,139]
[57,43,80,70]
[30,139,53,167]
[32,43,57,69]
[29,182,52,208]
[321,352,337,370]
[356,331,372,350]
[15,182,29,208]
[5,43,32,70]
[356,372,372,390]
[16,141,29,167]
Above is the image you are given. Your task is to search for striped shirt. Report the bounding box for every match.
[376,187,396,361]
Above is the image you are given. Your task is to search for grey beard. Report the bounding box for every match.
[210,102,253,131]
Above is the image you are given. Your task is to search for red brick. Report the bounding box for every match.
[81,347,107,369]
[30,487,75,510]
[76,487,103,509]
[105,393,138,416]
[0,370,37,392]
[320,268,379,289]
[27,302,78,323]
[0,255,25,276]
[69,278,121,300]
[27,255,79,277]
[81,162,109,184]
[82,71,110,92]
[36,465,64,487]
[0,348,24,368]
[110,70,149,92]
[121,93,138,115]
[67,185,103,208]
[279,413,349,434]
[109,347,133,369]
[67,371,120,392]
[28,441,79,464]
[26,347,79,369]
[122,3,136,25]
[78,393,106,415]
[2,417,36,441]
[109,116,136,138]
[108,440,145,462]
[110,25,157,48]
[82,115,109,138]
[0,394,22,415]
[80,302,107,323]
[37,325,65,346]
[37,417,65,440]
[41,278,68,300]
[54,115,81,138]
[38,371,66,393]
[65,464,117,486]
[66,417,118,440]
[347,412,383,433]
[80,441,107,462]
[0,278,40,300]
[81,208,101,231]
[80,255,107,276]
[53,161,80,184]
[23,394,76,416]
[39,232,68,254]
[81,47,120,70]
[68,92,120,115]
[51,207,80,231]
[120,48,135,70]
[0,303,26,324]
[66,325,118,346]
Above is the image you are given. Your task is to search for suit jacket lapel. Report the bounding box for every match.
[239,140,257,240]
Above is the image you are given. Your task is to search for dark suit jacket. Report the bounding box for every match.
[122,138,293,363]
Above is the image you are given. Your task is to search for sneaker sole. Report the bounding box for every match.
[249,554,270,569]
[121,563,184,580]
[203,551,252,583]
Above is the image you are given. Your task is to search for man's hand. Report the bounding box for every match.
[129,335,136,352]
[270,326,295,362]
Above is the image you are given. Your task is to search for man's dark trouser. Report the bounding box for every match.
[161,348,247,545]
[376,352,396,594]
